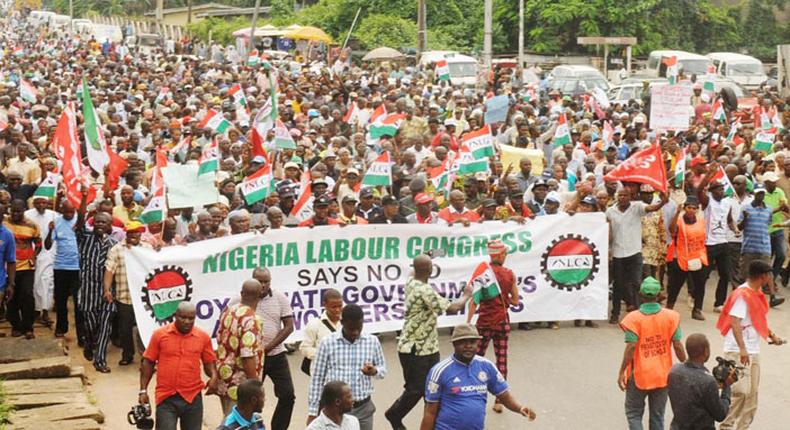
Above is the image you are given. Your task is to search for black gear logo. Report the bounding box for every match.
[540,234,600,291]
[142,265,194,324]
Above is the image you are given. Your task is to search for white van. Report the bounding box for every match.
[28,10,55,27]
[72,18,92,34]
[420,51,479,87]
[706,52,767,90]
[645,50,711,78]
[91,24,123,44]
[547,65,610,95]
[48,14,71,31]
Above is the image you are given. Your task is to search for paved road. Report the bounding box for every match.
[73,287,790,430]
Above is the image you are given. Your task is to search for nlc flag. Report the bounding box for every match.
[468,262,501,304]
[462,125,495,159]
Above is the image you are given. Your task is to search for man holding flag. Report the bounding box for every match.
[385,253,472,430]
[466,239,520,413]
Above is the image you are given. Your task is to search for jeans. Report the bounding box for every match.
[612,253,643,318]
[704,243,730,307]
[155,393,203,430]
[262,351,295,430]
[386,350,440,426]
[7,270,35,333]
[54,269,83,338]
[770,230,785,278]
[625,376,668,430]
[117,302,136,361]
[666,259,706,310]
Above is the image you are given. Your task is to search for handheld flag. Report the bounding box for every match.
[462,125,495,159]
[436,60,450,82]
[468,262,502,304]
[711,98,726,124]
[457,144,489,175]
[198,137,219,175]
[369,113,406,139]
[140,150,167,224]
[703,65,716,92]
[81,79,110,173]
[361,152,392,187]
[755,129,776,153]
[273,119,296,149]
[250,128,268,160]
[228,84,247,108]
[553,112,571,146]
[709,165,735,197]
[674,147,687,187]
[240,165,273,205]
[33,172,59,199]
[663,56,678,85]
[604,144,667,193]
[20,79,37,103]
[198,109,231,134]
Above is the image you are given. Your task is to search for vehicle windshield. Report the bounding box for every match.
[679,59,710,76]
[727,62,763,75]
[139,36,160,46]
[448,62,477,78]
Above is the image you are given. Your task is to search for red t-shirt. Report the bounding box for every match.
[143,323,217,405]
[476,263,515,329]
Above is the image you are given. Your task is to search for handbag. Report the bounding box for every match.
[300,319,337,376]
[682,220,703,272]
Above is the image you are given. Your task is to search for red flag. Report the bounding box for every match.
[250,128,268,160]
[105,147,129,191]
[155,148,169,169]
[604,144,667,193]
[54,108,96,208]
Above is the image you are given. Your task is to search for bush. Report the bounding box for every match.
[186,16,250,45]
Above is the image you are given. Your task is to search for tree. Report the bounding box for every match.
[354,14,415,50]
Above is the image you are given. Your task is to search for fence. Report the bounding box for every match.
[90,15,185,39]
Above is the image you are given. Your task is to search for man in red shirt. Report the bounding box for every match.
[299,195,343,227]
[437,190,480,225]
[466,239,520,413]
[139,301,219,430]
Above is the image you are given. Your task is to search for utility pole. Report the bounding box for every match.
[69,0,73,35]
[187,0,193,28]
[249,0,262,52]
[156,0,163,34]
[483,0,492,69]
[518,0,524,68]
[417,0,426,56]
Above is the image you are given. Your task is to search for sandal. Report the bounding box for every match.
[25,331,35,339]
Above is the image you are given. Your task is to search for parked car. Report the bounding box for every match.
[644,50,711,78]
[546,65,609,96]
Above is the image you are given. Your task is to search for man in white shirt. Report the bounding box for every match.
[723,175,752,308]
[606,187,667,324]
[306,381,360,430]
[699,176,732,314]
[300,289,342,375]
[718,260,785,430]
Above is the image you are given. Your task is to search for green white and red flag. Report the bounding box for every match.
[228,84,247,107]
[369,113,406,139]
[198,137,219,175]
[32,172,59,199]
[361,152,392,187]
[198,109,230,133]
[436,60,450,81]
[462,125,495,159]
[20,79,37,103]
[709,165,735,197]
[674,147,687,187]
[140,149,167,224]
[663,56,678,85]
[273,119,296,149]
[755,128,776,153]
[457,144,489,175]
[703,65,716,92]
[711,98,726,124]
[81,79,110,173]
[468,261,501,304]
[553,112,571,146]
[241,164,273,205]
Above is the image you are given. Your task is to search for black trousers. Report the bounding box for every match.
[386,350,440,425]
[612,253,643,318]
[54,269,83,338]
[261,351,295,430]
[7,270,35,333]
[666,259,706,310]
[703,243,730,307]
[116,302,136,361]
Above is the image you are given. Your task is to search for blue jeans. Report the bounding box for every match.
[770,230,785,278]
[625,377,668,430]
[155,393,203,430]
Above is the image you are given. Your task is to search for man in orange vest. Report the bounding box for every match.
[717,260,785,430]
[617,276,686,430]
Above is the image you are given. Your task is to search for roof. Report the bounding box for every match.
[144,2,236,16]
[196,6,271,18]
[648,50,708,60]
[706,52,762,63]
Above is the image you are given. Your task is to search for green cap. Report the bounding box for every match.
[640,276,661,296]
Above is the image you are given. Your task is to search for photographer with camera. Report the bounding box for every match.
[667,333,732,430]
[716,260,785,430]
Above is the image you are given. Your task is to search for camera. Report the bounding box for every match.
[128,403,154,429]
[712,356,740,386]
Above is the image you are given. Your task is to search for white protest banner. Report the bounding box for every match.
[161,164,219,208]
[126,214,608,346]
[649,84,693,131]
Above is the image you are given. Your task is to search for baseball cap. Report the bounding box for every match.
[414,193,433,205]
[581,195,597,206]
[545,191,561,204]
[341,194,357,204]
[690,156,708,168]
[451,324,482,342]
[312,177,328,186]
[346,167,360,176]
[640,276,661,297]
[482,198,497,208]
[359,187,374,198]
[763,172,779,183]
[754,183,767,194]
[284,161,299,170]
[251,155,267,164]
[314,194,331,207]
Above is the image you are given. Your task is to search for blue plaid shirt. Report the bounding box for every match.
[307,332,387,416]
[740,203,772,255]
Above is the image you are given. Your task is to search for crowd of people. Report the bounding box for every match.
[0,6,788,430]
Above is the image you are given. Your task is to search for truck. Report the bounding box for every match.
[419,51,479,87]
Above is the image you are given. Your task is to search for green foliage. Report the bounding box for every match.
[354,14,415,50]
[186,16,249,45]
[0,384,11,430]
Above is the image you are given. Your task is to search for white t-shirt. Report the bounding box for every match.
[724,194,752,243]
[723,286,761,354]
[704,195,729,245]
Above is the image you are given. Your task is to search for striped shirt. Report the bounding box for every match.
[105,241,152,305]
[76,226,117,312]
[740,204,772,255]
[307,332,387,416]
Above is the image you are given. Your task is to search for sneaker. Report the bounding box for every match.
[692,309,706,321]
[384,410,406,430]
[713,306,723,313]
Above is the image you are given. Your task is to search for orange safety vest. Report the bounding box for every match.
[666,215,708,271]
[620,308,680,390]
